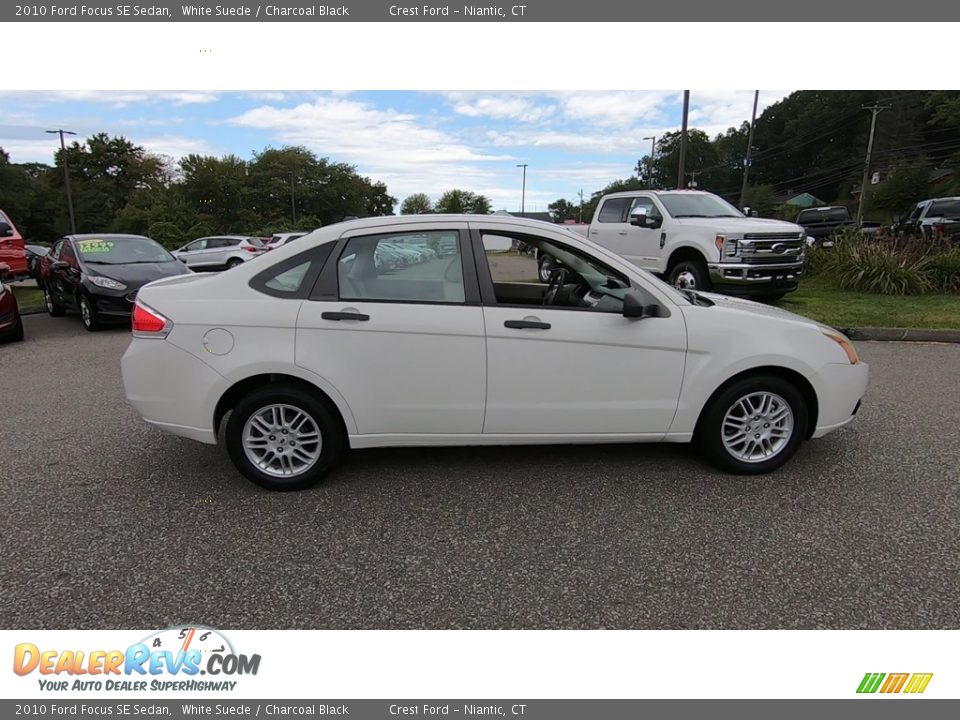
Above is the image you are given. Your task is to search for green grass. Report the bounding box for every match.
[11,285,45,314]
[780,276,960,329]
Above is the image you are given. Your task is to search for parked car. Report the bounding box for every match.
[573,190,806,301]
[268,232,309,248]
[40,234,191,331]
[794,206,882,246]
[0,209,28,278]
[0,262,24,343]
[173,235,267,270]
[893,197,960,240]
[25,244,50,281]
[122,215,868,491]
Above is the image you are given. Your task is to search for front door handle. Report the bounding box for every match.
[504,319,551,330]
[618,231,628,235]
[322,311,370,321]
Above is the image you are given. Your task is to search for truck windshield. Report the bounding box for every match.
[658,193,743,219]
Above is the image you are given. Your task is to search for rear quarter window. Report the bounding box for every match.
[249,243,334,299]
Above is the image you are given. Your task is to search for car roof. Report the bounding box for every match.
[197,235,258,240]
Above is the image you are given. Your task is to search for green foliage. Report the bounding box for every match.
[435,189,491,214]
[740,184,781,217]
[833,243,932,295]
[867,162,931,213]
[400,193,433,215]
[548,198,580,222]
[148,221,187,249]
[929,249,960,293]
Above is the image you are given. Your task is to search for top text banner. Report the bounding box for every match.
[5,0,960,21]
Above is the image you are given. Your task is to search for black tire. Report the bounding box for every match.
[3,316,24,343]
[756,292,787,303]
[226,258,243,270]
[79,294,103,332]
[696,374,808,475]
[224,383,346,491]
[43,282,66,317]
[668,258,712,292]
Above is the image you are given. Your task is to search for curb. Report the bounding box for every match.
[841,327,960,343]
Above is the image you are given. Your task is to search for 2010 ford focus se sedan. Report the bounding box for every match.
[121,215,868,491]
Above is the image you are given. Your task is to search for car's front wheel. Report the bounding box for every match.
[224,384,346,491]
[79,294,102,332]
[696,374,807,474]
[43,282,66,317]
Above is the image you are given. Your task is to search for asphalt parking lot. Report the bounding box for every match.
[1,314,958,629]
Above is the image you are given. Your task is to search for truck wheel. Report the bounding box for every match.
[756,292,786,303]
[696,374,807,475]
[668,259,711,292]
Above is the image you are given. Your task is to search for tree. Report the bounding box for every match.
[435,189,491,214]
[548,198,580,222]
[54,133,169,234]
[401,193,433,214]
[867,162,932,213]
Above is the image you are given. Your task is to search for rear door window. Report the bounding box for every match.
[597,198,631,223]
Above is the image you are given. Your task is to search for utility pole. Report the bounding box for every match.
[578,188,584,223]
[290,172,297,226]
[857,103,890,224]
[739,90,760,208]
[677,91,690,190]
[46,129,77,234]
[516,164,528,214]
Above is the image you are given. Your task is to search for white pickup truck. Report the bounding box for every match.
[561,190,806,300]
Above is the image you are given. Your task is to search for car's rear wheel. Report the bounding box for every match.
[43,282,66,317]
[696,374,807,474]
[224,384,346,491]
[79,294,102,332]
[668,258,711,292]
[226,258,243,270]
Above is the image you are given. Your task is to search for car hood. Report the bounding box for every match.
[695,291,824,329]
[672,217,803,235]
[88,261,190,288]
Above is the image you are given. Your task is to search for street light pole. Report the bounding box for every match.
[46,129,77,234]
[516,164,528,214]
[578,188,584,223]
[642,135,656,187]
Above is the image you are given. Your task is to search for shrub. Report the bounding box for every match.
[833,242,932,295]
[929,249,960,293]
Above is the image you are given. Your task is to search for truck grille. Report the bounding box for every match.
[740,234,804,265]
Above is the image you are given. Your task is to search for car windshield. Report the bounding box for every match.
[927,199,960,218]
[799,208,849,222]
[658,193,744,219]
[75,237,174,264]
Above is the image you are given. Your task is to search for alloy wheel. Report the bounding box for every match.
[721,391,795,463]
[241,403,323,478]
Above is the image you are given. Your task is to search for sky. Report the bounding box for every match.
[0,90,789,212]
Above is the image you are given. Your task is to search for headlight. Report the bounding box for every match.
[822,330,859,365]
[89,276,127,291]
[715,234,739,259]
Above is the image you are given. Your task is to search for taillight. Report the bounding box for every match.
[132,302,171,338]
[244,246,259,253]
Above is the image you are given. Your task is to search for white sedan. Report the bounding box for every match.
[121,215,868,491]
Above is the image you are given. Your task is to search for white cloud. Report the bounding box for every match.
[0,91,218,107]
[556,91,675,128]
[446,92,556,123]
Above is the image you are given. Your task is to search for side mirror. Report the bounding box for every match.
[622,291,665,319]
[630,212,662,229]
[0,221,12,238]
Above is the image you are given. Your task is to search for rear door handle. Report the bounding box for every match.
[618,231,628,235]
[504,319,551,330]
[321,311,370,321]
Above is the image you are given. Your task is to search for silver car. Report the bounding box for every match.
[174,236,266,270]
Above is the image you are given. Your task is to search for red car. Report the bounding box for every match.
[0,262,24,343]
[0,209,28,278]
